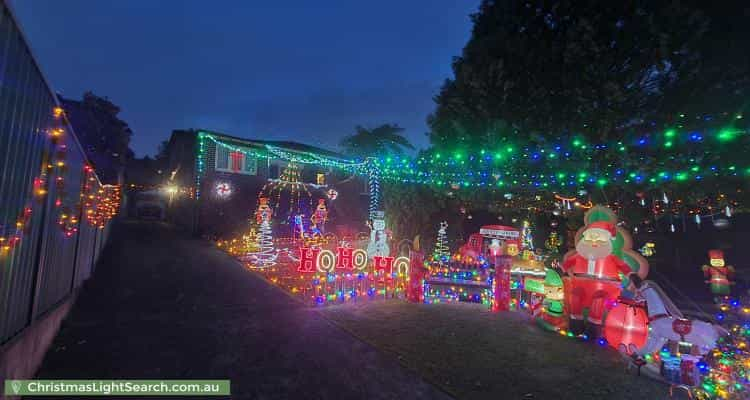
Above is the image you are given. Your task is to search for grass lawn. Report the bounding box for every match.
[319,301,688,400]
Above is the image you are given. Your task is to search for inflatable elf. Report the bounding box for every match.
[702,250,734,296]
[536,268,567,331]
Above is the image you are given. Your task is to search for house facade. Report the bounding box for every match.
[165,129,370,238]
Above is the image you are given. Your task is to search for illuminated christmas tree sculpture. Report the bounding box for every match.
[250,220,276,268]
[433,221,450,262]
[247,197,276,268]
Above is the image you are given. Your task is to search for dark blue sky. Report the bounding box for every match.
[12,0,478,156]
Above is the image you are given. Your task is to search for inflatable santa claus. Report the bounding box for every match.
[562,206,648,337]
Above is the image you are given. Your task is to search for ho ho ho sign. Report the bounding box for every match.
[297,247,410,276]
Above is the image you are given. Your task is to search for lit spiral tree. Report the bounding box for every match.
[432,221,450,262]
[248,197,276,268]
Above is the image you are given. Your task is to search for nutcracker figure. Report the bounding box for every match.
[255,197,273,224]
[310,199,328,236]
[702,249,734,296]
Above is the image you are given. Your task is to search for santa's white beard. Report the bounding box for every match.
[576,240,612,260]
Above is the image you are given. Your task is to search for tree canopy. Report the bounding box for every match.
[340,124,415,158]
[428,0,750,149]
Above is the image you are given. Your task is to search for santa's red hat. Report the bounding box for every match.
[709,249,724,259]
[585,221,616,237]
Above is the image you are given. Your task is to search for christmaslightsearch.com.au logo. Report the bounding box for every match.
[4,380,230,396]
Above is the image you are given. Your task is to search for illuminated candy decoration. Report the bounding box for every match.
[393,256,410,276]
[373,256,395,275]
[336,247,354,270]
[352,249,368,270]
[407,249,425,303]
[214,181,232,199]
[492,254,513,311]
[316,249,336,272]
[297,247,320,273]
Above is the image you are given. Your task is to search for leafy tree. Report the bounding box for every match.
[382,182,451,255]
[427,0,749,148]
[155,140,170,162]
[340,124,415,158]
[60,91,133,184]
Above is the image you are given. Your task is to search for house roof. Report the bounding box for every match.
[193,129,354,162]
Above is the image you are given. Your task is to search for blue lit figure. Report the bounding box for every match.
[293,214,306,240]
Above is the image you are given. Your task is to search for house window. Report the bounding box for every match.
[316,173,326,186]
[215,144,257,175]
[269,164,280,179]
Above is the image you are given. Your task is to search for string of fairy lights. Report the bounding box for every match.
[373,118,749,188]
[197,113,749,195]
[1,106,120,255]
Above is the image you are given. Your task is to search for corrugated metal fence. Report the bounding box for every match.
[0,1,112,345]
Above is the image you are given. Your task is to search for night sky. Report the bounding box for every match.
[11,1,478,156]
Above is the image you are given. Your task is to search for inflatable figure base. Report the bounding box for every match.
[569,319,585,335]
[536,314,566,332]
